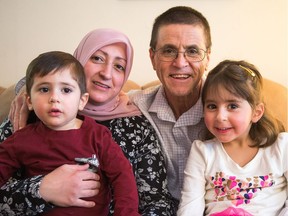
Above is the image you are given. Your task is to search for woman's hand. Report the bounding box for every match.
[8,86,29,131]
[39,164,101,208]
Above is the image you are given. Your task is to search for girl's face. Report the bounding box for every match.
[203,86,263,145]
[84,43,127,105]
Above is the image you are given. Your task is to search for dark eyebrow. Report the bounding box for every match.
[97,49,127,63]
[185,45,200,50]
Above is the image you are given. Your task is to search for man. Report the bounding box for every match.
[130,6,212,203]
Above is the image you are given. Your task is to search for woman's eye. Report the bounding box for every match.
[91,55,104,63]
[114,64,125,72]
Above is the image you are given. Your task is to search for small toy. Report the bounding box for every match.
[75,154,99,173]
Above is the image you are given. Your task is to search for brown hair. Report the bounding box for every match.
[201,60,285,147]
[150,6,212,51]
[26,51,86,96]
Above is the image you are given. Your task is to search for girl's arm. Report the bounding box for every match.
[177,140,207,216]
[278,133,288,216]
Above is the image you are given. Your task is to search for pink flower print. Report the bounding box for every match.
[210,207,253,216]
[232,198,244,206]
[227,179,237,189]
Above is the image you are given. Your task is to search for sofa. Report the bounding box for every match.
[0,78,287,130]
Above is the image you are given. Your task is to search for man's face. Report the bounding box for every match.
[150,24,210,100]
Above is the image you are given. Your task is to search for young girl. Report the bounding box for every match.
[177,60,287,216]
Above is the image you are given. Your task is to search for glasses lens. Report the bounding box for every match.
[158,48,177,62]
[156,48,205,62]
[185,48,205,62]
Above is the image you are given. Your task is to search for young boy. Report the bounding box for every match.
[0,51,140,216]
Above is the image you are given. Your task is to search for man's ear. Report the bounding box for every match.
[204,48,211,71]
[149,48,157,70]
[252,102,265,123]
[78,93,89,111]
[26,94,34,111]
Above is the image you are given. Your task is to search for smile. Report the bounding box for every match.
[92,81,110,89]
[170,74,190,79]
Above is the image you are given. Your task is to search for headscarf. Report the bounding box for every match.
[74,28,141,121]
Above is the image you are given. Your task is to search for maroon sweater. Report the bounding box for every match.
[0,115,139,216]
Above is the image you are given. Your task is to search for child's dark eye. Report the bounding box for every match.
[206,104,217,110]
[63,88,72,93]
[228,104,238,109]
[39,87,49,93]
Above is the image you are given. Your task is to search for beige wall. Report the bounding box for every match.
[0,0,287,88]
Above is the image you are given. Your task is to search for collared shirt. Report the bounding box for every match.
[148,87,205,200]
[131,84,206,200]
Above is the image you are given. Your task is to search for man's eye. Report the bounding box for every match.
[162,48,177,55]
[186,48,199,55]
[63,88,72,93]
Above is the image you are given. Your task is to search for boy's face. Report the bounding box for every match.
[26,69,88,130]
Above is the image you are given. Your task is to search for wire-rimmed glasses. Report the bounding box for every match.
[153,47,207,62]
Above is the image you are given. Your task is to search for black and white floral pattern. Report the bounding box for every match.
[0,116,177,215]
[0,118,13,143]
[100,115,177,215]
[0,175,53,215]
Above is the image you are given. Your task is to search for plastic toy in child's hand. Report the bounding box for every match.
[75,154,99,173]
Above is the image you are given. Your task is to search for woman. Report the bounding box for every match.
[0,29,177,215]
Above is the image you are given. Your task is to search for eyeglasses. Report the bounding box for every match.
[153,47,207,62]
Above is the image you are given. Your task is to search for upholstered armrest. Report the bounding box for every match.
[262,78,287,130]
[0,84,16,123]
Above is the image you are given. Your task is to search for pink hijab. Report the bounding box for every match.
[74,28,141,121]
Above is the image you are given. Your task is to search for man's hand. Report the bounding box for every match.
[8,86,29,131]
[39,164,100,208]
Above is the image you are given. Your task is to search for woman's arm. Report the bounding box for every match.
[132,121,178,215]
[1,175,53,215]
[103,116,178,215]
[0,119,101,215]
[0,163,100,215]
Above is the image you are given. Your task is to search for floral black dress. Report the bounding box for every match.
[0,115,177,215]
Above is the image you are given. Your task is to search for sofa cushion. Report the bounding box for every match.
[0,84,16,123]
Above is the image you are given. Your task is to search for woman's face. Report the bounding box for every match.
[84,43,127,105]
